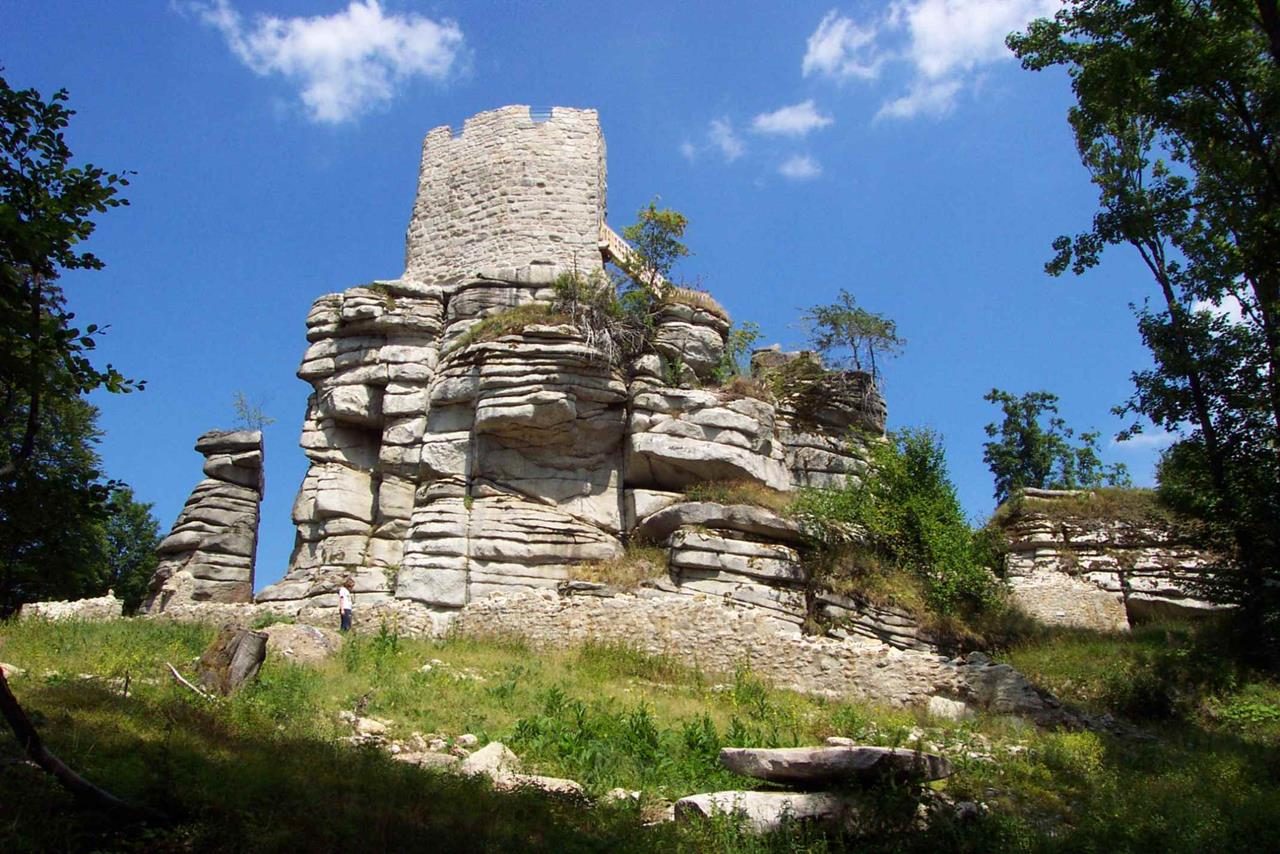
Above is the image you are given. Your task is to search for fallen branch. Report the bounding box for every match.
[165,662,214,702]
[0,669,169,823]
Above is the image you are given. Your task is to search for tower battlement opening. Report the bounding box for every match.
[404,106,607,284]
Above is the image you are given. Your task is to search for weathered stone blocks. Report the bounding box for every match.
[142,430,264,610]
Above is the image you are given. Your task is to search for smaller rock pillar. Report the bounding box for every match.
[140,430,264,611]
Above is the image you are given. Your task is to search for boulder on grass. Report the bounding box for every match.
[718,746,952,787]
[675,791,859,833]
[196,625,268,695]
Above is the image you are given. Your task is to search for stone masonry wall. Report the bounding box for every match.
[404,106,607,284]
[126,589,1069,725]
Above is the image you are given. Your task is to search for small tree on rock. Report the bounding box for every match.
[802,290,903,385]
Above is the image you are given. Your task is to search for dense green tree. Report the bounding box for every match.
[794,429,997,615]
[1,73,140,479]
[99,486,160,615]
[619,201,689,292]
[1,73,150,614]
[802,289,903,385]
[982,388,1131,504]
[0,387,161,616]
[0,391,111,613]
[1009,1,1280,644]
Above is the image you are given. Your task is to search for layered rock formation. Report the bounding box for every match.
[142,430,263,609]
[255,106,881,626]
[999,489,1227,631]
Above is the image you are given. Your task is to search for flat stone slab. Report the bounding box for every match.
[675,791,858,833]
[719,746,952,787]
[634,502,805,544]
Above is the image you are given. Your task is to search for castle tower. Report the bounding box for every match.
[403,106,607,284]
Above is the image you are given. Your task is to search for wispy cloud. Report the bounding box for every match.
[1111,431,1181,451]
[752,100,834,137]
[183,0,465,124]
[1193,295,1249,326]
[876,78,962,120]
[708,117,746,162]
[804,1,1056,120]
[803,10,885,80]
[779,154,822,180]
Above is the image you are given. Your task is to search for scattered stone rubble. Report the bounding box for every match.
[18,591,122,621]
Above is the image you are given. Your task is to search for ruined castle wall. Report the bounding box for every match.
[404,106,606,284]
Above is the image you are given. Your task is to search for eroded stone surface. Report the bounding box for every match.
[999,493,1228,631]
[142,431,263,610]
[675,791,859,833]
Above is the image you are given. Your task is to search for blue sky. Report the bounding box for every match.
[4,1,1172,590]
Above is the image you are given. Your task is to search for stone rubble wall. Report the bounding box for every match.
[404,106,606,285]
[1000,497,1228,631]
[453,589,952,708]
[28,584,1066,725]
[141,430,264,609]
[20,592,123,621]
[138,588,1066,724]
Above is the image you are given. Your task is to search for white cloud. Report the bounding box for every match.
[876,78,962,120]
[803,10,885,80]
[752,100,834,137]
[708,117,746,162]
[185,0,465,124]
[779,154,822,180]
[1111,431,1181,451]
[679,140,698,161]
[804,1,1057,120]
[1193,295,1249,326]
[897,0,1057,80]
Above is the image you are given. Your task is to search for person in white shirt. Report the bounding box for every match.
[337,578,354,632]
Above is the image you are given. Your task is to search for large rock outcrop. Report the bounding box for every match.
[142,430,263,609]
[256,106,881,623]
[998,489,1228,631]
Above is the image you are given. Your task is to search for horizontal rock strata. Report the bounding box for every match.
[142,430,263,609]
[999,493,1228,631]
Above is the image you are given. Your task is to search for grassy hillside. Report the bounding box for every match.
[1,617,1279,852]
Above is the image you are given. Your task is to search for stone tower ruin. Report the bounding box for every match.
[403,106,608,284]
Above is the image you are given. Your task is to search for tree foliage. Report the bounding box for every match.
[802,289,903,385]
[1,73,140,479]
[619,201,689,291]
[982,388,1131,504]
[0,394,159,615]
[794,429,998,615]
[100,486,160,615]
[556,202,698,368]
[1009,1,1280,644]
[0,73,152,614]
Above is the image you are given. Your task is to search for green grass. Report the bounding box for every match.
[3,617,1280,851]
[454,303,569,349]
[567,545,669,591]
[682,480,795,516]
[990,487,1179,527]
